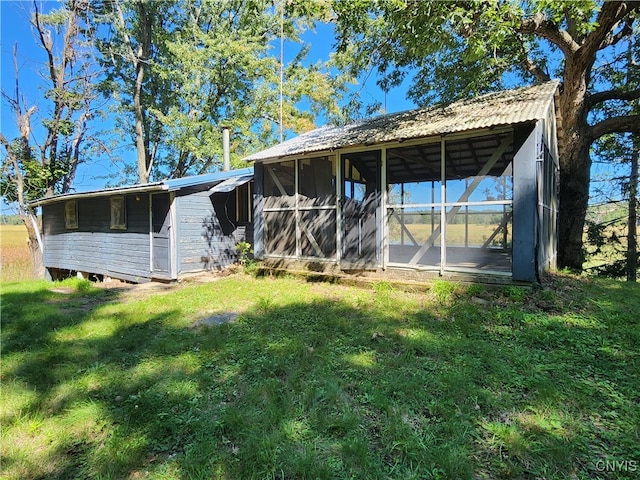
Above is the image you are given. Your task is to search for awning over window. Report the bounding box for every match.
[209,174,253,193]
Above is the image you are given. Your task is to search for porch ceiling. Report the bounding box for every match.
[387,132,515,184]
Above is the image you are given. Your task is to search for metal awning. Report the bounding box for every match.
[209,174,253,193]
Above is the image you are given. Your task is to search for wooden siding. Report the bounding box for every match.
[176,190,252,273]
[43,195,152,281]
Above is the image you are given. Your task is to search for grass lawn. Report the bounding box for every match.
[1,273,639,479]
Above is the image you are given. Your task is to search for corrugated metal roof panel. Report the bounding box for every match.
[244,81,559,163]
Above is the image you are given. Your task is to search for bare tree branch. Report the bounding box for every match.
[32,2,54,78]
[600,20,634,49]
[519,55,551,83]
[580,2,635,62]
[589,114,640,143]
[587,88,640,108]
[0,133,26,215]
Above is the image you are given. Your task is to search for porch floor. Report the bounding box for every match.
[388,245,512,273]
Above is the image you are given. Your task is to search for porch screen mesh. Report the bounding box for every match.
[263,156,337,259]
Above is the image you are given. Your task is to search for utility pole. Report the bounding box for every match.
[627,37,638,282]
[279,0,284,144]
[628,138,638,282]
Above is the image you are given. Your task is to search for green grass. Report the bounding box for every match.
[1,273,639,479]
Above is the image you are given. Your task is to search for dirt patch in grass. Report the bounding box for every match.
[191,312,240,328]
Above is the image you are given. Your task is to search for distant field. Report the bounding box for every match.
[1,224,31,282]
[390,223,510,247]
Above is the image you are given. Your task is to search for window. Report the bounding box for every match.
[110,196,127,230]
[236,181,253,223]
[64,201,78,229]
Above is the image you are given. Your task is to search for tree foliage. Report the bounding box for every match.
[1,0,104,278]
[2,1,101,202]
[93,0,346,183]
[589,25,639,280]
[332,0,640,271]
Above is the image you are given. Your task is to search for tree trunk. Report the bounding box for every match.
[135,0,153,184]
[557,134,592,271]
[555,65,592,271]
[134,57,149,184]
[23,217,44,279]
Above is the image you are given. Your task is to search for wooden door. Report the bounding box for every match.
[151,193,171,277]
[341,151,381,267]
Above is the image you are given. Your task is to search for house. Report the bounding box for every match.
[244,82,560,282]
[30,168,253,283]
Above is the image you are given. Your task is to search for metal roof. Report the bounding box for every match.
[209,173,253,193]
[244,81,559,163]
[30,167,254,206]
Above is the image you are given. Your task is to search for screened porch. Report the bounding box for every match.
[258,127,533,276]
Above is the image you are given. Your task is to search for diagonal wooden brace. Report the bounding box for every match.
[409,136,512,265]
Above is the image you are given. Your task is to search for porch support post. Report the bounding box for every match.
[440,136,446,275]
[295,159,300,258]
[512,124,540,282]
[149,193,153,272]
[381,146,387,269]
[336,151,343,267]
[169,192,177,279]
[253,163,265,259]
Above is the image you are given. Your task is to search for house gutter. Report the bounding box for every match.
[28,183,168,207]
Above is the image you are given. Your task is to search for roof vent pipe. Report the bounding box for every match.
[221,126,230,172]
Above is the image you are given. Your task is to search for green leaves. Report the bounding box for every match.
[96,0,347,180]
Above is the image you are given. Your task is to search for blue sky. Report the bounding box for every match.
[1,1,123,197]
[1,1,627,214]
[1,0,416,205]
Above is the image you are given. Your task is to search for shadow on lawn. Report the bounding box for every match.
[1,275,638,479]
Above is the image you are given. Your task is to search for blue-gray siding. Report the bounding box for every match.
[512,125,538,282]
[42,185,254,282]
[253,165,265,259]
[43,195,152,281]
[176,190,252,273]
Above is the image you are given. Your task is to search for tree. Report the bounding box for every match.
[92,0,163,184]
[1,0,102,278]
[588,131,639,280]
[94,0,346,183]
[587,16,639,280]
[332,0,640,271]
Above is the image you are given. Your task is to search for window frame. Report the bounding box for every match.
[64,200,78,229]
[110,196,127,230]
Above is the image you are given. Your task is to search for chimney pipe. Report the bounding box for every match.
[221,126,230,172]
